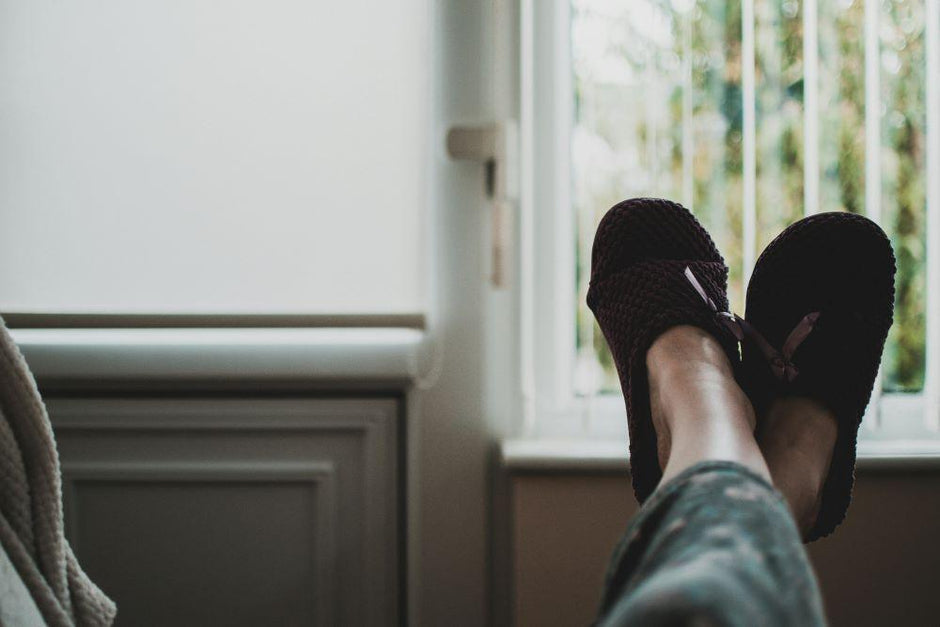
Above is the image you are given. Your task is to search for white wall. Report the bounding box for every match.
[0,0,428,315]
[416,1,521,625]
[3,3,518,624]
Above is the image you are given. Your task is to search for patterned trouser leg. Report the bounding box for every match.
[597,461,827,627]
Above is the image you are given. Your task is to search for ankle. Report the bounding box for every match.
[759,396,837,535]
[759,397,837,455]
[647,325,735,383]
[646,325,768,484]
[647,326,748,432]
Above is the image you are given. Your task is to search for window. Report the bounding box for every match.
[526,0,940,444]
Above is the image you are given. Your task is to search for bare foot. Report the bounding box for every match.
[646,325,769,486]
[757,397,838,536]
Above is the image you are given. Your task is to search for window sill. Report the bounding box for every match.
[11,328,424,386]
[501,438,940,472]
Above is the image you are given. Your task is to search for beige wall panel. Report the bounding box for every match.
[512,471,940,627]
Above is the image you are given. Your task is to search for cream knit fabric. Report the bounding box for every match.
[0,318,116,626]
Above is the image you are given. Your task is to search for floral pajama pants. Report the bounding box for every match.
[596,461,827,627]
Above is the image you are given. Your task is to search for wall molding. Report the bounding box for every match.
[12,328,423,385]
[62,460,338,625]
[51,397,399,625]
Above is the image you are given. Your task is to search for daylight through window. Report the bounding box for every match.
[572,0,933,405]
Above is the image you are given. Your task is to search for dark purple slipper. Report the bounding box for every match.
[587,198,744,504]
[743,212,895,541]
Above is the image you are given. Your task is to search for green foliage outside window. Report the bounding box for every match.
[573,0,927,395]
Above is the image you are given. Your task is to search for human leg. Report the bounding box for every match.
[757,397,838,536]
[587,199,833,625]
[647,325,768,486]
[596,462,825,627]
[593,324,826,626]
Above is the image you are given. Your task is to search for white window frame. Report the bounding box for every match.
[520,0,940,453]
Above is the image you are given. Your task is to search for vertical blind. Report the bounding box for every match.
[0,0,428,317]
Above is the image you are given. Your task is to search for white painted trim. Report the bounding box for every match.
[501,430,940,473]
[520,0,537,437]
[547,0,576,412]
[527,0,579,433]
[924,0,940,430]
[10,327,423,383]
[803,0,820,216]
[864,0,882,227]
[742,0,757,286]
[534,390,928,447]
[682,10,694,209]
[864,0,884,429]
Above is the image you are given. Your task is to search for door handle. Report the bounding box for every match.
[446,122,518,288]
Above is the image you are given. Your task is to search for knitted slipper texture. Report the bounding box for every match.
[587,198,741,504]
[744,212,895,541]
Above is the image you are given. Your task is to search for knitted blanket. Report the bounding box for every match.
[0,318,116,626]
